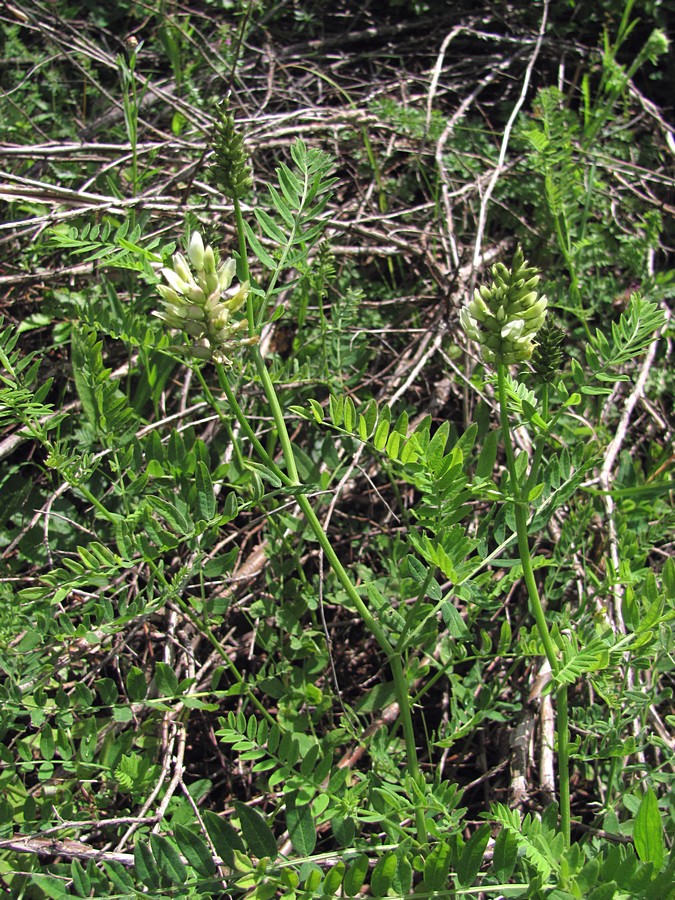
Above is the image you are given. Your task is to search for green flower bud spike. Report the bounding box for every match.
[154,232,258,365]
[461,246,547,365]
[210,104,254,201]
[531,319,565,383]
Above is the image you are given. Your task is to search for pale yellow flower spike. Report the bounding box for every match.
[154,232,257,365]
[460,246,547,366]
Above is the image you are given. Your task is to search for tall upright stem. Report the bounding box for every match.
[218,195,428,845]
[497,365,570,846]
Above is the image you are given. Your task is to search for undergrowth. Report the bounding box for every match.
[0,0,673,897]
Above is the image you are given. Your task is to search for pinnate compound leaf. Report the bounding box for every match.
[234,801,278,859]
[203,809,244,867]
[174,823,217,876]
[556,638,609,686]
[370,853,397,897]
[633,787,664,869]
[457,823,491,886]
[343,853,369,896]
[423,840,451,891]
[490,803,552,879]
[285,792,317,856]
[195,461,216,521]
[134,840,160,890]
[150,833,187,884]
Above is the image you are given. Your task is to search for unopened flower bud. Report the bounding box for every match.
[187,232,205,270]
[218,258,237,291]
[172,253,193,284]
[157,284,181,305]
[203,245,216,274]
[460,246,547,365]
[161,267,190,295]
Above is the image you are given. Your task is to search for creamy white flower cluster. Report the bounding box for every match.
[460,247,547,365]
[154,233,257,365]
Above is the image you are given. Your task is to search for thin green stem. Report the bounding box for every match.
[214,364,291,485]
[294,492,428,845]
[232,195,256,336]
[497,367,559,673]
[497,364,570,847]
[396,566,436,652]
[227,184,427,844]
[146,559,275,726]
[557,685,571,845]
[221,375,428,841]
[194,365,246,472]
[118,49,139,196]
[524,382,549,501]
[232,194,299,482]
[511,505,558,673]
[252,349,300,483]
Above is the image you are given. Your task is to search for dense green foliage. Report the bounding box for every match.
[1,0,673,897]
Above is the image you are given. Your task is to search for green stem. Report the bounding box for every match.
[497,365,570,847]
[557,685,571,845]
[227,187,427,844]
[524,382,549,501]
[232,195,256,336]
[214,365,290,486]
[497,367,559,672]
[396,566,436,652]
[232,194,299,482]
[147,559,275,726]
[252,349,300,483]
[194,365,246,472]
[294,492,428,845]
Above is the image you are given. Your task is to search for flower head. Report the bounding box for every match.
[460,246,547,365]
[154,233,258,365]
